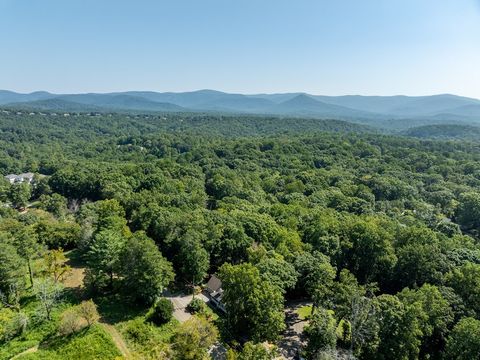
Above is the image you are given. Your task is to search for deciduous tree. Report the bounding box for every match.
[219,263,285,342]
[119,231,174,304]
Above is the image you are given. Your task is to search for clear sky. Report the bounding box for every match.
[1,0,480,98]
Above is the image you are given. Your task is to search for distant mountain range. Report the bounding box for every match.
[2,89,480,124]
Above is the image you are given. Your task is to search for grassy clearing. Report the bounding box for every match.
[118,316,179,359]
[296,305,313,320]
[0,288,78,360]
[1,251,87,360]
[16,325,120,360]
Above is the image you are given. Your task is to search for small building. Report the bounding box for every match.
[205,275,226,313]
[5,174,17,184]
[4,172,35,184]
[19,173,35,183]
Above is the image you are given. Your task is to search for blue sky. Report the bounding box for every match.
[1,0,480,98]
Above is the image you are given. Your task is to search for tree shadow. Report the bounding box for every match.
[38,326,89,351]
[95,294,147,324]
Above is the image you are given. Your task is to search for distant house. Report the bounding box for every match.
[5,174,17,184]
[4,172,35,184]
[205,275,226,313]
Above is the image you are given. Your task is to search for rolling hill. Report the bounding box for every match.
[6,98,104,112]
[403,124,480,140]
[265,94,372,118]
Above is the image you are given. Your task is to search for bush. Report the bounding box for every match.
[0,309,28,342]
[77,300,100,326]
[149,298,174,325]
[58,300,99,336]
[123,318,153,345]
[59,309,83,336]
[187,298,206,314]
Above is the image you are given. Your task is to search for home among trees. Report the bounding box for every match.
[1,110,480,359]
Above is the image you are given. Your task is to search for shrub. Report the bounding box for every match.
[59,300,99,336]
[123,318,153,345]
[149,298,174,325]
[77,300,100,326]
[187,298,206,314]
[0,309,28,342]
[59,309,83,335]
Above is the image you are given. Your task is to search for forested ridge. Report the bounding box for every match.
[1,111,480,359]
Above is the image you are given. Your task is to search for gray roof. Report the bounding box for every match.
[206,275,222,293]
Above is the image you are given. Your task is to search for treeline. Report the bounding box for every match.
[403,123,480,140]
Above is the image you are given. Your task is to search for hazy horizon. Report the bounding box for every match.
[2,88,480,101]
[1,0,479,98]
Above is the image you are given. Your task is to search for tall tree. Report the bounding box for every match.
[34,278,62,320]
[256,253,298,293]
[175,232,209,291]
[119,231,174,304]
[399,284,454,358]
[172,316,218,360]
[86,229,126,289]
[44,249,71,284]
[456,192,480,230]
[219,263,285,342]
[445,317,480,360]
[445,262,480,316]
[0,242,25,309]
[370,295,423,360]
[38,193,68,218]
[304,308,337,358]
[343,218,397,285]
[294,251,336,311]
[9,183,31,209]
[15,226,40,287]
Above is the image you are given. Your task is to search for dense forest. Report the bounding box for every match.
[1,110,480,360]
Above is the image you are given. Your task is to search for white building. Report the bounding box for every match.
[4,172,35,184]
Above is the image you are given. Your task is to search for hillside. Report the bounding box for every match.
[6,98,105,112]
[269,94,374,118]
[403,123,480,140]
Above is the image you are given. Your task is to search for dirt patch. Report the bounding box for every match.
[62,266,85,289]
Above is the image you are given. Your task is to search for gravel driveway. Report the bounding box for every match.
[166,293,209,322]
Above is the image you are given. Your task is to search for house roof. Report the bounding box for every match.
[206,275,222,293]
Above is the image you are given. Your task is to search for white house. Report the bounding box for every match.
[5,174,17,184]
[4,173,35,184]
[205,275,226,313]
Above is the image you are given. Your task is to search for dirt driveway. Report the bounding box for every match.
[278,301,311,359]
